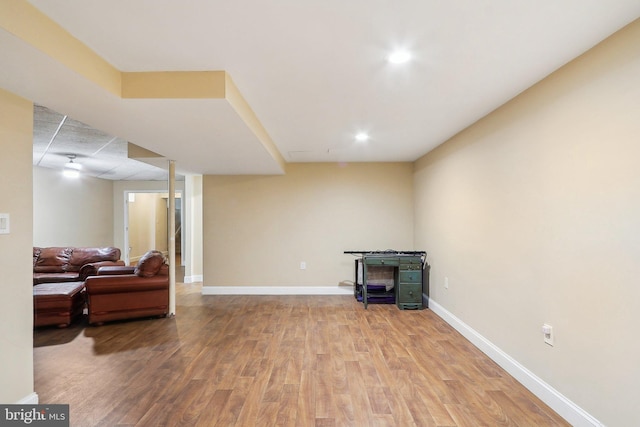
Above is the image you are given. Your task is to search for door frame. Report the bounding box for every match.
[123,190,184,266]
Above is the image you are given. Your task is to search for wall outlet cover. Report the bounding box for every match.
[0,213,9,234]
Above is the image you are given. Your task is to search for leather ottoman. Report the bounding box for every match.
[33,281,85,328]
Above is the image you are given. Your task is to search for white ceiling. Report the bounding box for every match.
[3,1,640,178]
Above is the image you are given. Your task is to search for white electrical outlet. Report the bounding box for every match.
[444,276,449,289]
[300,261,306,270]
[542,324,554,346]
[0,213,9,234]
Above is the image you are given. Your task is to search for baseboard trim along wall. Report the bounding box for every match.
[428,299,604,427]
[201,286,353,296]
[184,275,203,284]
[16,392,38,404]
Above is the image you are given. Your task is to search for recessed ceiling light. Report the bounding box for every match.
[387,50,412,64]
[355,132,370,142]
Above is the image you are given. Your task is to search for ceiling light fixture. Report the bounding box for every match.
[63,154,82,178]
[355,132,370,143]
[387,49,412,64]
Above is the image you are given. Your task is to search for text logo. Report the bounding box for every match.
[1,405,69,426]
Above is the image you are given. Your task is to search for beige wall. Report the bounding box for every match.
[414,19,640,426]
[154,195,169,254]
[0,89,34,403]
[127,193,169,261]
[33,166,114,247]
[203,163,414,287]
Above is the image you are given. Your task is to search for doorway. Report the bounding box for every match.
[124,191,183,266]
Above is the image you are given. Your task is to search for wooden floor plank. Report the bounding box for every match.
[444,379,516,426]
[297,369,316,427]
[343,360,372,425]
[33,282,571,426]
[185,389,231,426]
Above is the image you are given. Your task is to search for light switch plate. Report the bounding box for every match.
[542,323,554,346]
[0,213,9,234]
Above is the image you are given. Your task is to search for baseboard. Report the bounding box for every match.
[184,275,203,284]
[201,286,353,296]
[422,292,429,308]
[428,300,604,427]
[16,392,38,404]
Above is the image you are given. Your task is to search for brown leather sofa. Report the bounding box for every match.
[33,246,125,285]
[33,246,125,328]
[84,250,169,325]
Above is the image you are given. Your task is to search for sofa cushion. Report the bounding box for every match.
[97,265,136,276]
[134,251,165,277]
[33,272,81,285]
[34,247,72,273]
[68,247,121,272]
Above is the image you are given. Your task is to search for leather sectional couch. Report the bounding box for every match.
[33,246,125,285]
[33,247,169,327]
[33,246,125,327]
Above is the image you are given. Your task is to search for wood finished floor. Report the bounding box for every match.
[34,283,570,426]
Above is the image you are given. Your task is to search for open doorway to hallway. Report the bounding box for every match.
[124,191,183,280]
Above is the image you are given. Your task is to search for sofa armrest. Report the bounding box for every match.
[97,265,136,276]
[85,274,168,295]
[79,260,126,280]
